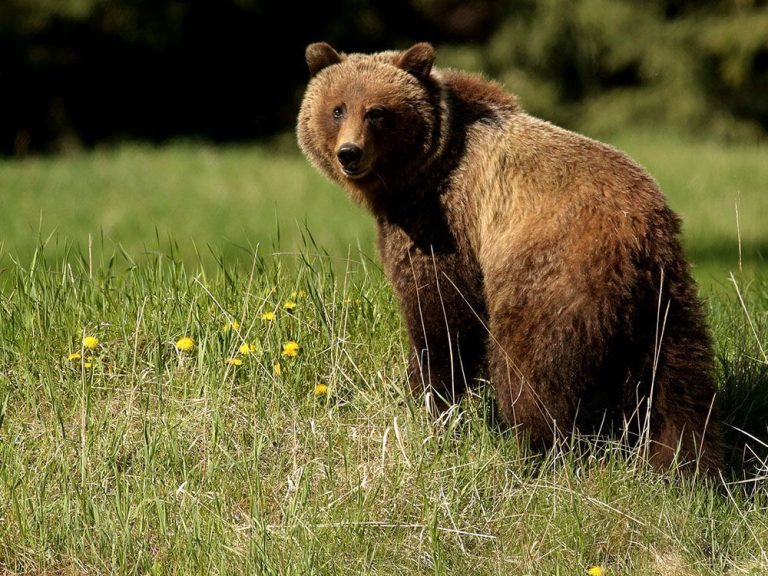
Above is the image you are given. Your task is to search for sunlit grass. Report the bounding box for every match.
[0,140,374,265]
[0,134,766,573]
[0,132,765,287]
[607,132,768,287]
[0,244,765,574]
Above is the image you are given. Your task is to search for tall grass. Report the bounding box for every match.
[0,134,766,574]
[0,240,766,575]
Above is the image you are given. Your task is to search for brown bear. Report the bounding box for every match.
[297,42,722,472]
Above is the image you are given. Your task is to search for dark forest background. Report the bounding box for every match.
[2,0,767,156]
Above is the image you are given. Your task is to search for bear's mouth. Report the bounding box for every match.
[341,165,371,179]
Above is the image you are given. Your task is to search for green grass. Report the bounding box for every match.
[607,132,768,287]
[0,133,767,574]
[0,132,766,284]
[0,140,374,266]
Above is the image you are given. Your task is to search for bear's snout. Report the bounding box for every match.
[336,143,364,174]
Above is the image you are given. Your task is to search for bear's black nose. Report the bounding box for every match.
[337,143,363,169]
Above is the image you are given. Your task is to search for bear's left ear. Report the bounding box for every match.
[306,42,343,77]
[396,42,435,81]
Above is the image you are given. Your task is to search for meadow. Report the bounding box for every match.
[0,133,767,574]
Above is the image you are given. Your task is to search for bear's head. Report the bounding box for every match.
[297,42,443,207]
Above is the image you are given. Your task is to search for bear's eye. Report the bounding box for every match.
[366,107,386,122]
[332,105,346,120]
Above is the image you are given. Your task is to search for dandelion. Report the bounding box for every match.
[587,566,604,576]
[175,336,194,352]
[222,321,241,332]
[82,336,99,349]
[314,383,329,396]
[273,363,282,376]
[225,357,243,366]
[67,351,94,368]
[283,301,297,312]
[261,311,276,322]
[282,341,300,357]
[239,342,259,355]
[290,290,307,299]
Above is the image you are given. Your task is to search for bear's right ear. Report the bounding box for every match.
[305,43,343,77]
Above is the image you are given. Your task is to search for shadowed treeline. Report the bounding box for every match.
[0,0,490,155]
[2,0,767,155]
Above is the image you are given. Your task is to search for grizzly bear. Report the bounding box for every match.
[297,42,722,472]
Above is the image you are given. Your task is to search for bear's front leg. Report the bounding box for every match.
[384,244,488,416]
[403,294,487,415]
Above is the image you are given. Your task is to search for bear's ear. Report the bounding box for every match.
[396,42,435,81]
[305,43,343,77]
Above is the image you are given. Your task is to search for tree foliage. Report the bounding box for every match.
[479,0,768,140]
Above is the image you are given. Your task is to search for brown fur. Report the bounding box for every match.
[297,42,722,472]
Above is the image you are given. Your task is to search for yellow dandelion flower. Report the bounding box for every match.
[225,357,243,366]
[239,342,259,355]
[314,383,329,396]
[261,311,276,322]
[82,336,99,349]
[273,363,282,376]
[282,341,300,357]
[283,300,297,312]
[587,566,604,576]
[84,356,94,369]
[290,290,307,299]
[175,336,194,351]
[222,321,240,332]
[68,352,82,361]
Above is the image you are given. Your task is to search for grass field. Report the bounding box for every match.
[0,133,767,574]
[1,132,766,283]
